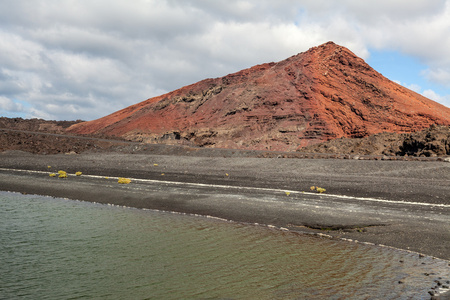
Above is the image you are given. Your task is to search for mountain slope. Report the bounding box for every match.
[68,42,450,151]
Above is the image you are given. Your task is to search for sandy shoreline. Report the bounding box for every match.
[1,150,449,263]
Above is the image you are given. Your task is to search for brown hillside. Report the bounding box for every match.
[68,42,450,151]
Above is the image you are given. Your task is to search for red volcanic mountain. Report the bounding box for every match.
[68,42,450,151]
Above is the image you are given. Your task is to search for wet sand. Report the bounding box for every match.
[0,150,449,264]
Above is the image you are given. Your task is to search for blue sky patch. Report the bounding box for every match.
[367,49,450,98]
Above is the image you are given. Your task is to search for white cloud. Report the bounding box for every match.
[422,89,450,107]
[0,96,24,112]
[405,84,422,94]
[0,0,450,120]
[422,68,450,87]
[0,30,46,71]
[423,89,442,101]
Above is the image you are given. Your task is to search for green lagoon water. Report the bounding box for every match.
[1,191,449,299]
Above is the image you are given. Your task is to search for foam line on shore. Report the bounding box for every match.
[1,167,449,208]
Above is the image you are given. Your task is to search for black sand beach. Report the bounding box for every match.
[1,149,449,264]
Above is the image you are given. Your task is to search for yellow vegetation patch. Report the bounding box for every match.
[75,171,82,176]
[118,177,131,184]
[310,186,326,193]
[316,187,326,193]
[285,192,291,196]
[49,173,56,177]
[57,170,68,178]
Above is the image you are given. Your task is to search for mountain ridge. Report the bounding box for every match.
[68,41,450,151]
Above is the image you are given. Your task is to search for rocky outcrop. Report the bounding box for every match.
[300,125,450,157]
[400,125,450,156]
[67,42,450,151]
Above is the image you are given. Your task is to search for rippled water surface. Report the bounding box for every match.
[1,191,449,299]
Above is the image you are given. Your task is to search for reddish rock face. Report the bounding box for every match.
[68,42,450,151]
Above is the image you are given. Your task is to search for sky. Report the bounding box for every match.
[1,0,450,121]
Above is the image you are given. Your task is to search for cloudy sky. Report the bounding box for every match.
[1,0,450,121]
